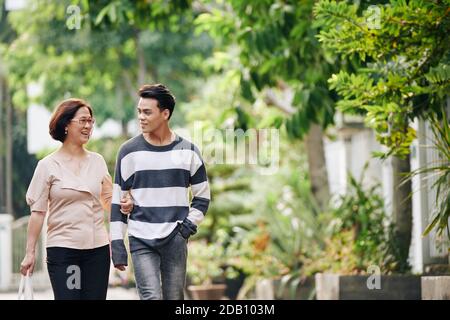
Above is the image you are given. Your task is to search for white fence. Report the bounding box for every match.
[325,116,449,273]
[0,214,49,291]
[0,214,13,290]
[419,119,449,259]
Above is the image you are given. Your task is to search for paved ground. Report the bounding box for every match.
[0,286,140,300]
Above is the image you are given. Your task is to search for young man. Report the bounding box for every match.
[110,84,210,300]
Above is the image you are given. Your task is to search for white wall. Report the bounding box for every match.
[27,104,60,154]
[5,0,27,11]
[324,129,388,201]
[324,137,347,199]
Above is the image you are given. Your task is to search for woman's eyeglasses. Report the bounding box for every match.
[71,118,96,126]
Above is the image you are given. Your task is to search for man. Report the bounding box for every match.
[111,84,210,300]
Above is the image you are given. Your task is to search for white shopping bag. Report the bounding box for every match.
[18,271,34,300]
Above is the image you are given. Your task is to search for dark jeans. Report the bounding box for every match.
[131,231,188,300]
[46,245,110,300]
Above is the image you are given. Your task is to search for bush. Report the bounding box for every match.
[304,164,410,275]
[187,240,226,286]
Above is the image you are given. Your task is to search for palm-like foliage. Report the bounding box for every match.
[405,108,450,241]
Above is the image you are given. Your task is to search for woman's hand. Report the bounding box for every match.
[114,264,126,271]
[120,193,134,215]
[20,253,36,276]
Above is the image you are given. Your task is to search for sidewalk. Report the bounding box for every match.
[0,286,139,300]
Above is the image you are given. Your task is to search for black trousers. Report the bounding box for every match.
[46,245,110,300]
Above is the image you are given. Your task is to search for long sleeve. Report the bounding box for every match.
[180,146,211,238]
[110,149,129,266]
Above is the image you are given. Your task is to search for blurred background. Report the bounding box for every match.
[0,0,449,300]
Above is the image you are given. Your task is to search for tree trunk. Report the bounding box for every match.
[392,155,413,270]
[0,76,5,212]
[121,119,129,138]
[5,79,13,215]
[136,31,146,86]
[304,123,330,210]
[116,85,128,138]
[263,86,331,210]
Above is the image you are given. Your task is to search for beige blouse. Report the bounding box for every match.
[26,151,112,250]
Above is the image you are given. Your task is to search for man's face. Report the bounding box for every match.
[137,98,169,134]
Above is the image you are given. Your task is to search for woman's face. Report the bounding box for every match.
[65,107,95,146]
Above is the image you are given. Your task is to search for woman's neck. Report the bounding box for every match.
[60,141,86,158]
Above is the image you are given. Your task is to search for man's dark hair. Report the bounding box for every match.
[139,84,176,119]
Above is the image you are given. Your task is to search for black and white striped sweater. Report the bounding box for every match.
[110,133,210,266]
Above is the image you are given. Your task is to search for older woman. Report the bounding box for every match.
[20,98,132,300]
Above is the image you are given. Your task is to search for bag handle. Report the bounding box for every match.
[18,274,25,300]
[18,270,34,300]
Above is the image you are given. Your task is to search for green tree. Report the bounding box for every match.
[0,1,39,218]
[194,0,345,210]
[315,0,449,158]
[314,0,450,262]
[4,0,213,134]
[0,0,212,216]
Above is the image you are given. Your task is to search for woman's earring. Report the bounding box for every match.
[65,128,68,135]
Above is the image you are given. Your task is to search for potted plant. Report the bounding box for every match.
[186,240,227,300]
[219,222,295,300]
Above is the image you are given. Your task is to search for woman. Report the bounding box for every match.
[20,98,132,300]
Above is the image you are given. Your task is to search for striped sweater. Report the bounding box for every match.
[110,133,210,266]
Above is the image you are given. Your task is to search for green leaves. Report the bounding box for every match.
[90,0,192,30]
[94,2,120,25]
[328,163,408,273]
[284,86,335,140]
[406,109,450,240]
[425,62,450,86]
[196,0,338,137]
[2,0,213,131]
[286,110,310,139]
[316,0,450,158]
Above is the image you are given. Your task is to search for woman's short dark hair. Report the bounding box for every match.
[138,84,176,119]
[49,98,93,142]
